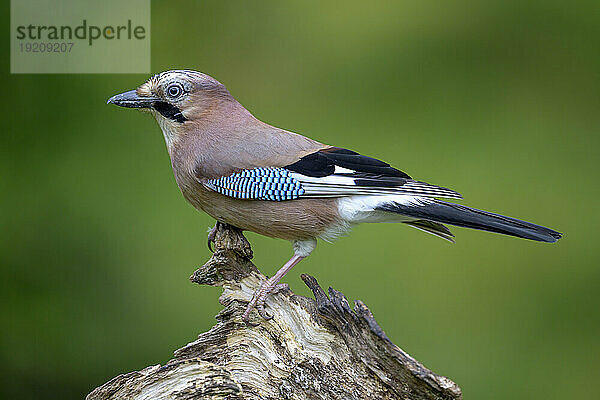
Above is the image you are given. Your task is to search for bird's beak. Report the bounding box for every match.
[107,89,159,108]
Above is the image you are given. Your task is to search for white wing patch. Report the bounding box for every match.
[289,172,462,199]
[333,166,355,174]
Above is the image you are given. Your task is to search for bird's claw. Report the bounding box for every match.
[272,283,289,294]
[257,302,273,320]
[207,221,224,252]
[242,282,289,323]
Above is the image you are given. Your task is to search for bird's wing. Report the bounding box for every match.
[201,147,462,200]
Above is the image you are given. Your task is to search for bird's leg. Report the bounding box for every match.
[242,254,305,323]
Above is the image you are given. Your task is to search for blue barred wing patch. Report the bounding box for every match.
[204,168,305,201]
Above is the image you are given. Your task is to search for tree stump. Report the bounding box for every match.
[87,224,462,400]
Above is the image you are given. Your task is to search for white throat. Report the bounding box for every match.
[153,112,179,152]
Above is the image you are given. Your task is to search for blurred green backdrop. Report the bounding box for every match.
[2,1,599,399]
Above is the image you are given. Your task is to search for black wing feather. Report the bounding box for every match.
[284,151,335,177]
[285,147,412,179]
[285,147,462,199]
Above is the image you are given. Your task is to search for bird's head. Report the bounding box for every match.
[107,70,233,147]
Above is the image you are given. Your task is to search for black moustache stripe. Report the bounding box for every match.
[153,102,187,123]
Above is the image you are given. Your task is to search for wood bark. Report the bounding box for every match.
[87,224,462,400]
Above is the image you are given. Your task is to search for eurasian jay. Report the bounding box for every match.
[108,70,562,322]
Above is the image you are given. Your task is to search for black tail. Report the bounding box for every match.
[377,200,562,243]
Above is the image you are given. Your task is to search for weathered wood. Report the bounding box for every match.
[87,224,462,400]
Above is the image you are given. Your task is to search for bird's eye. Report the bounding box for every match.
[166,83,184,99]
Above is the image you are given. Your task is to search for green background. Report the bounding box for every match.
[2,1,599,399]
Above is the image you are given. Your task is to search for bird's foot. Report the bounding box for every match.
[242,280,289,324]
[207,221,252,254]
[207,221,226,252]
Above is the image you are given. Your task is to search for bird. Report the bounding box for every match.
[107,70,562,323]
